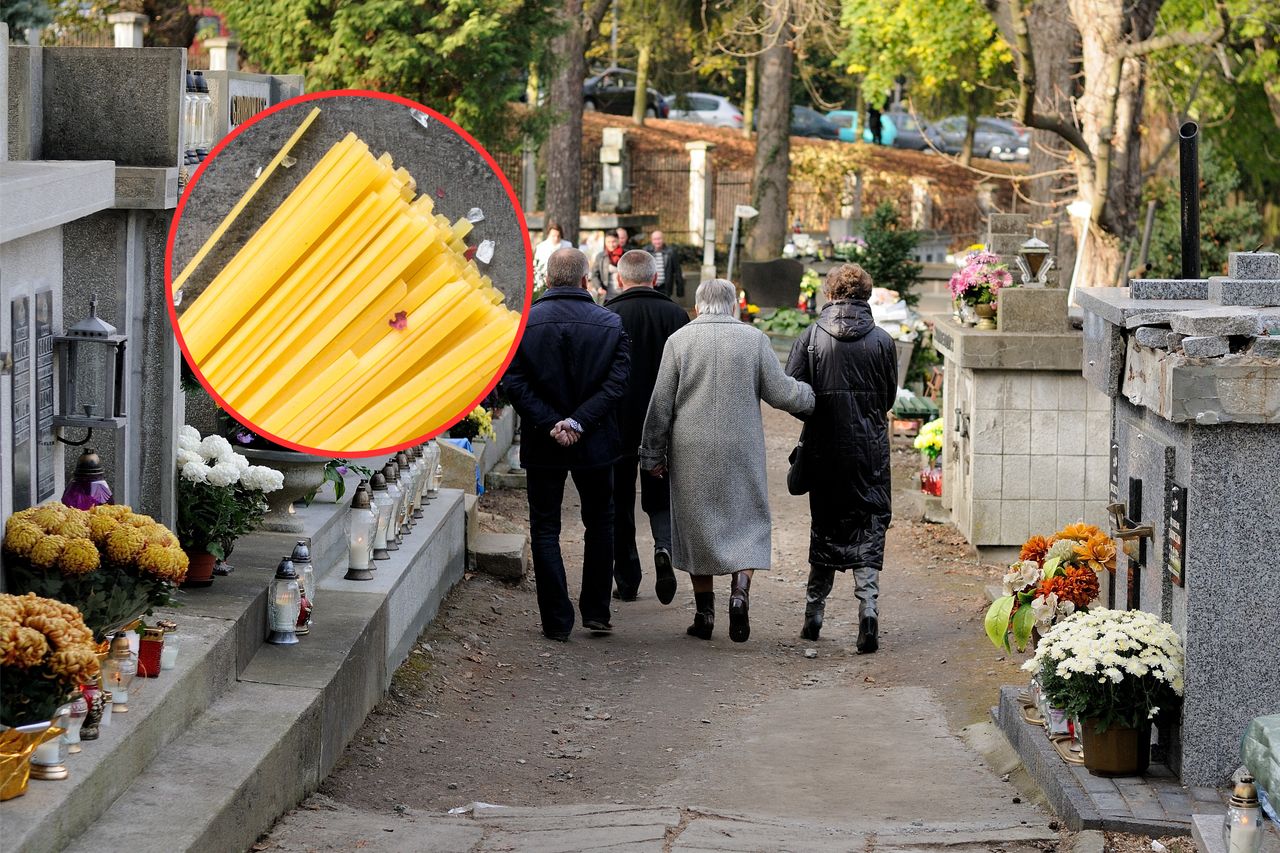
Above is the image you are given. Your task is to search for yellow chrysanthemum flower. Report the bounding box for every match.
[29,534,69,569]
[137,544,188,582]
[124,512,156,529]
[105,525,145,564]
[28,505,67,533]
[2,519,44,557]
[87,513,119,546]
[91,504,133,520]
[2,625,50,668]
[59,537,101,576]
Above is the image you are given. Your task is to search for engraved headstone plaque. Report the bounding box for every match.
[35,292,56,502]
[1167,482,1186,588]
[11,296,32,510]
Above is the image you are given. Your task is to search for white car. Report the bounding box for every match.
[665,93,743,129]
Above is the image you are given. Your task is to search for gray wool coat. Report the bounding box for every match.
[639,315,815,575]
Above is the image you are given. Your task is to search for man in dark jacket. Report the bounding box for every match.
[644,230,685,298]
[785,263,897,653]
[590,232,625,301]
[603,250,690,603]
[502,248,632,641]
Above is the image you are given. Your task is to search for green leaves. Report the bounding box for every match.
[984,594,1016,650]
[1011,599,1036,652]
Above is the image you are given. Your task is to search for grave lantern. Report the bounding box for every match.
[381,461,405,549]
[1015,235,1054,287]
[101,633,137,712]
[395,451,417,531]
[54,296,127,435]
[266,557,301,645]
[290,540,314,635]
[369,472,393,561]
[1223,776,1264,853]
[345,480,377,580]
[61,447,113,510]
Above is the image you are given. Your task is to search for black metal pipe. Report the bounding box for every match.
[1179,121,1201,280]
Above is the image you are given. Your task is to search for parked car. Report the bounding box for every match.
[666,92,743,129]
[977,117,1030,159]
[931,115,1029,160]
[790,106,840,140]
[825,110,899,145]
[583,67,669,118]
[887,111,939,151]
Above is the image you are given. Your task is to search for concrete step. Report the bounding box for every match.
[485,462,527,491]
[472,532,529,580]
[24,488,467,853]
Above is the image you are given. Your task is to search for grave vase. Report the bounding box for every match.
[974,303,997,330]
[1081,719,1150,776]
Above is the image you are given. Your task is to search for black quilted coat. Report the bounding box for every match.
[785,300,898,570]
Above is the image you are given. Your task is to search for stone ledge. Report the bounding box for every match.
[933,316,1082,371]
[112,166,178,210]
[0,160,115,243]
[1192,813,1280,853]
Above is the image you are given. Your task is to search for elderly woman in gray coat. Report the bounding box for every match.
[640,279,815,642]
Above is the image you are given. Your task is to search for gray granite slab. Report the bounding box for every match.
[1135,326,1173,349]
[1250,336,1280,357]
[1076,287,1211,328]
[0,160,115,243]
[1208,278,1280,307]
[988,213,1029,234]
[1131,278,1210,300]
[996,286,1070,333]
[172,95,529,311]
[1181,335,1230,358]
[1083,309,1125,396]
[1170,307,1262,337]
[1229,251,1280,280]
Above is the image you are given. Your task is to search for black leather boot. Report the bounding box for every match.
[801,566,835,641]
[728,572,751,643]
[686,591,714,639]
[856,616,879,653]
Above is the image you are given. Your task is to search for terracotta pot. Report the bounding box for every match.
[1081,719,1150,776]
[182,550,217,588]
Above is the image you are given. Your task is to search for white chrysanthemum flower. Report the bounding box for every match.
[242,465,283,494]
[199,434,235,463]
[181,460,210,483]
[176,449,203,468]
[206,461,240,488]
[231,453,251,472]
[179,424,201,443]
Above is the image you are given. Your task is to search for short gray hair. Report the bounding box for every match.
[547,247,588,288]
[695,279,739,318]
[617,250,656,286]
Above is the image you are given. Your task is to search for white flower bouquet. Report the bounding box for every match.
[175,425,284,559]
[1023,608,1184,732]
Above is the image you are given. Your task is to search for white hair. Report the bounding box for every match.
[618,250,656,286]
[695,279,739,318]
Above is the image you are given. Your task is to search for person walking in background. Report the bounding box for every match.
[640,279,814,643]
[785,263,897,653]
[615,226,631,249]
[503,248,632,641]
[604,250,690,604]
[644,230,685,299]
[591,232,625,302]
[533,222,572,293]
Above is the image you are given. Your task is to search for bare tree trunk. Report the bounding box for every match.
[959,91,979,167]
[741,53,757,139]
[745,6,793,261]
[546,0,588,244]
[1026,0,1080,273]
[632,41,652,125]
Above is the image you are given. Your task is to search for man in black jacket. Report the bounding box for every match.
[604,251,690,604]
[644,230,685,298]
[503,248,632,641]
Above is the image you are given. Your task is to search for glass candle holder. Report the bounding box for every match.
[63,694,88,753]
[369,472,393,560]
[266,557,301,645]
[345,480,377,580]
[160,639,179,671]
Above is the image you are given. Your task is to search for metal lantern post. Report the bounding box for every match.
[726,204,759,285]
[54,296,127,439]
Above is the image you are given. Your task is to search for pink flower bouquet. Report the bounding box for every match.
[948,251,1013,306]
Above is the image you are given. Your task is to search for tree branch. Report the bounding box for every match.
[583,0,612,45]
[1118,25,1225,57]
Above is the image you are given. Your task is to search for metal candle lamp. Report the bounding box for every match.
[28,707,70,781]
[410,446,427,517]
[53,296,128,435]
[290,540,314,635]
[426,441,442,501]
[101,633,137,712]
[62,693,88,753]
[369,472,393,561]
[61,447,113,510]
[1016,235,1055,286]
[1223,776,1264,853]
[345,480,377,580]
[382,462,405,549]
[395,451,417,532]
[266,557,302,645]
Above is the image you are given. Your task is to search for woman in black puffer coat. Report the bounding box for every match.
[785,263,898,652]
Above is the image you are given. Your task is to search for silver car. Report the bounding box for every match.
[665,92,743,129]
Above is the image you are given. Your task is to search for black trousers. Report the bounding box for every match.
[526,465,615,635]
[612,454,673,596]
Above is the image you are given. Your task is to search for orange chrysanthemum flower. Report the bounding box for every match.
[1057,522,1104,543]
[1059,565,1101,608]
[1020,535,1051,564]
[1074,532,1117,573]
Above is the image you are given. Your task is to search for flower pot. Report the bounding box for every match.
[974,303,997,330]
[181,550,217,588]
[1081,719,1150,776]
[238,448,330,533]
[0,721,61,800]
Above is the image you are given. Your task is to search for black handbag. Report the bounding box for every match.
[786,334,817,496]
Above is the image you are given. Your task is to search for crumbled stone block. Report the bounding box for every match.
[471,532,528,580]
[1134,326,1172,349]
[996,287,1069,333]
[1208,277,1280,307]
[1170,307,1262,337]
[1130,277,1209,300]
[1249,335,1280,358]
[987,213,1029,235]
[1168,332,1186,350]
[1229,251,1280,280]
[437,439,479,495]
[1180,335,1230,358]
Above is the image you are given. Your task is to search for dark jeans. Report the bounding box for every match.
[526,465,615,635]
[612,455,673,596]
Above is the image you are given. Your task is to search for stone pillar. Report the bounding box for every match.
[1,23,8,163]
[597,127,632,213]
[700,217,717,282]
[685,141,715,248]
[521,141,538,216]
[204,37,239,72]
[107,12,147,49]
[910,177,932,230]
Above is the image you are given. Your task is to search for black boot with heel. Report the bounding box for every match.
[686,591,714,640]
[728,572,752,643]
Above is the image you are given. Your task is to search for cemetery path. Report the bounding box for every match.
[260,406,1072,851]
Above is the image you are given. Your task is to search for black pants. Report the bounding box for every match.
[612,454,673,596]
[526,465,615,635]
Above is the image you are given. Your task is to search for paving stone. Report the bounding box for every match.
[1254,336,1280,357]
[1071,829,1106,853]
[1134,325,1173,349]
[471,532,529,580]
[1170,307,1262,337]
[1229,251,1280,280]
[1209,277,1280,307]
[1131,278,1210,300]
[1190,785,1225,803]
[1181,335,1231,358]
